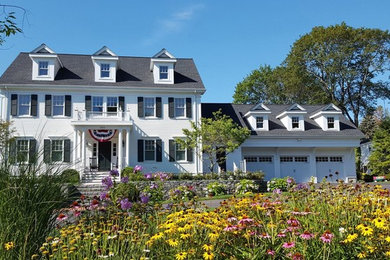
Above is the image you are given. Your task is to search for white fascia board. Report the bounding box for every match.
[91,56,119,61]
[310,110,343,119]
[243,110,272,117]
[276,111,307,119]
[29,54,63,68]
[70,121,133,127]
[150,58,177,71]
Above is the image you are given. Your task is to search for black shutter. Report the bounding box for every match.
[63,139,71,162]
[45,95,52,116]
[169,139,175,162]
[31,94,38,116]
[29,139,37,164]
[186,98,192,118]
[65,95,72,117]
[119,96,125,112]
[187,147,193,162]
[156,139,162,162]
[168,97,174,118]
[43,139,51,163]
[11,94,18,116]
[156,97,162,118]
[137,97,144,117]
[137,139,144,162]
[85,96,91,112]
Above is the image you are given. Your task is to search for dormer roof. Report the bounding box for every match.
[29,43,63,69]
[93,46,118,57]
[310,104,342,119]
[244,103,271,117]
[31,43,56,54]
[276,103,307,119]
[150,49,177,71]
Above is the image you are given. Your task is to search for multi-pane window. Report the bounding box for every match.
[92,97,104,114]
[38,61,49,76]
[280,156,293,162]
[292,117,300,129]
[107,97,118,113]
[17,140,29,162]
[18,95,31,116]
[330,156,343,162]
[93,143,97,157]
[175,98,185,117]
[113,143,117,157]
[51,140,63,162]
[175,142,186,161]
[244,156,258,162]
[327,117,335,129]
[256,117,264,129]
[100,64,110,78]
[144,140,156,161]
[259,156,273,162]
[316,157,329,162]
[159,66,168,79]
[295,156,308,162]
[144,98,155,117]
[53,95,65,116]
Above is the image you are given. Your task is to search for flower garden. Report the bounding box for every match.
[3,166,390,259]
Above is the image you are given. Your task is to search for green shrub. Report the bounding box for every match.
[235,179,259,194]
[110,182,139,203]
[246,171,265,180]
[142,182,164,203]
[61,169,80,184]
[169,185,196,201]
[178,173,194,180]
[267,176,295,192]
[121,166,134,177]
[206,182,227,196]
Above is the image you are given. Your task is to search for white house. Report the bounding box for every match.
[202,103,364,183]
[0,44,205,180]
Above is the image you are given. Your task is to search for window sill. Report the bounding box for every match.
[13,115,35,118]
[49,116,71,119]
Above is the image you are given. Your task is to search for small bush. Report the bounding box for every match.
[178,173,194,180]
[235,179,259,194]
[267,176,295,192]
[169,185,196,201]
[121,166,134,177]
[206,182,227,196]
[246,171,265,181]
[142,182,164,203]
[110,182,140,203]
[61,169,80,184]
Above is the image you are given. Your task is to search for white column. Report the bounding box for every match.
[82,129,86,171]
[274,148,280,178]
[73,128,78,165]
[118,129,123,171]
[125,128,130,167]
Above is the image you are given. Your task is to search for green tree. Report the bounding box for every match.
[0,5,23,45]
[284,23,390,126]
[359,106,388,139]
[368,118,390,175]
[178,110,250,173]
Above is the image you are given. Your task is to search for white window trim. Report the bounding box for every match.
[18,94,31,117]
[52,95,65,117]
[50,138,65,163]
[291,116,300,129]
[16,138,30,163]
[327,116,335,130]
[174,139,187,162]
[38,61,49,77]
[106,96,119,114]
[144,97,156,118]
[100,63,111,78]
[159,65,169,80]
[144,139,156,162]
[174,98,186,118]
[256,116,264,129]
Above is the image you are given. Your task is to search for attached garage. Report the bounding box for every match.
[316,156,344,182]
[280,156,311,183]
[244,156,275,180]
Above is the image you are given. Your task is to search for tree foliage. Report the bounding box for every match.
[368,118,390,175]
[359,106,388,139]
[0,5,25,45]
[178,110,250,173]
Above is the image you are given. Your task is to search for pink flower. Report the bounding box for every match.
[277,232,286,237]
[267,249,275,256]
[224,225,238,231]
[56,213,68,221]
[300,231,314,240]
[238,217,254,225]
[260,233,271,239]
[320,231,334,243]
[227,217,237,222]
[282,242,295,249]
[74,211,81,217]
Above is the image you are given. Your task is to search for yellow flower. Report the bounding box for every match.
[343,233,358,243]
[175,252,187,260]
[203,251,215,260]
[4,242,14,251]
[208,231,219,242]
[386,236,390,243]
[385,251,390,256]
[202,243,214,252]
[167,239,179,247]
[357,252,366,258]
[180,233,191,240]
[360,226,373,236]
[373,217,386,229]
[31,254,39,259]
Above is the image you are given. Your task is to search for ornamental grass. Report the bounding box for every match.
[34,182,390,259]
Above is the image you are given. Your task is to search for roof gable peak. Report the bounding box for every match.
[287,103,306,111]
[153,48,175,59]
[31,43,55,54]
[250,103,270,111]
[93,46,117,57]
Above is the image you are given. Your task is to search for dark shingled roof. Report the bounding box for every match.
[202,103,364,138]
[0,53,205,90]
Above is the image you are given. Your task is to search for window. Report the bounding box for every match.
[92,97,103,114]
[38,61,49,76]
[256,117,264,129]
[100,64,110,78]
[259,156,272,162]
[144,98,155,117]
[159,66,168,79]
[17,140,29,162]
[113,143,117,157]
[280,156,293,162]
[144,140,156,161]
[18,95,31,116]
[107,97,118,113]
[316,157,329,162]
[93,143,97,157]
[175,142,186,161]
[52,95,65,116]
[330,156,343,162]
[295,156,308,162]
[292,117,299,129]
[51,140,64,162]
[175,98,185,117]
[327,117,335,129]
[244,156,258,162]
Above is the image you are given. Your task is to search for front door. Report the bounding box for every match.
[98,141,111,171]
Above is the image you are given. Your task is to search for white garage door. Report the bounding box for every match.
[280,156,311,183]
[245,156,275,180]
[316,156,344,182]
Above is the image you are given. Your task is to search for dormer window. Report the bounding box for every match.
[159,66,168,79]
[327,117,335,129]
[38,61,49,76]
[100,63,110,78]
[256,117,264,129]
[292,116,300,129]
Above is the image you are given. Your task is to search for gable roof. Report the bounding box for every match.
[0,52,205,91]
[202,103,364,138]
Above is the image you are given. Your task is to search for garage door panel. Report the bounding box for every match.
[246,162,274,180]
[280,156,311,183]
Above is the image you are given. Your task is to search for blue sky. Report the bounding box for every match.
[1,0,390,104]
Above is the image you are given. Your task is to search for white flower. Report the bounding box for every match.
[107,235,117,240]
[339,227,346,234]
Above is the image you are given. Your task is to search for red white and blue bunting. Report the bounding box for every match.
[89,129,117,142]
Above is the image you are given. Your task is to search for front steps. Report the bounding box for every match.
[76,171,119,198]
